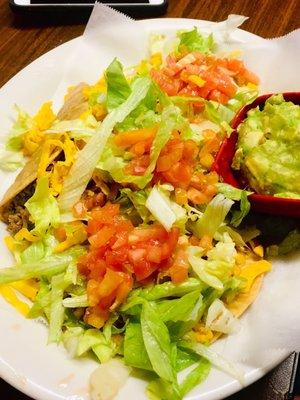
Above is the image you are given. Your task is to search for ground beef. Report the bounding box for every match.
[1,183,35,235]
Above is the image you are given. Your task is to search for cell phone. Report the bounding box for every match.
[10,0,168,18]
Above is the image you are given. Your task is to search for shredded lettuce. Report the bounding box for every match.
[178,27,215,54]
[180,341,245,385]
[6,106,33,151]
[124,322,153,371]
[179,358,211,398]
[192,194,234,238]
[46,117,99,139]
[141,301,177,383]
[188,245,234,290]
[48,273,66,343]
[0,246,85,285]
[217,183,252,227]
[25,176,60,236]
[0,149,25,171]
[154,291,202,323]
[146,186,187,231]
[99,105,187,189]
[105,58,131,112]
[118,188,151,223]
[58,77,152,213]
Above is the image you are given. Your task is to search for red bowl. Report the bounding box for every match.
[213,92,300,217]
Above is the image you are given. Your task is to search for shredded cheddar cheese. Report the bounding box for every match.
[239,260,272,292]
[0,285,30,317]
[10,279,39,302]
[188,75,206,87]
[37,133,77,195]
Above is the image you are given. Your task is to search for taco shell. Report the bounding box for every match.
[0,83,89,214]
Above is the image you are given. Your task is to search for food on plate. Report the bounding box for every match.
[232,94,300,198]
[0,26,292,400]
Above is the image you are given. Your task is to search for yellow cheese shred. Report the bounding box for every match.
[0,285,30,317]
[239,260,272,292]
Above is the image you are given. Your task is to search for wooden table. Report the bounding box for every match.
[0,0,299,399]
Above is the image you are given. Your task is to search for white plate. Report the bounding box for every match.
[0,18,288,400]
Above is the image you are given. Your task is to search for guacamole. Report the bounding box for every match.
[232,94,300,198]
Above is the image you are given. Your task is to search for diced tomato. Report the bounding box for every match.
[112,274,133,309]
[182,140,199,160]
[128,225,167,244]
[241,68,260,85]
[125,155,150,176]
[169,264,189,284]
[88,225,116,248]
[97,268,124,298]
[208,89,229,104]
[128,248,147,264]
[84,305,110,329]
[105,248,129,269]
[79,205,181,323]
[146,245,162,263]
[150,69,181,96]
[133,260,158,281]
[89,259,107,281]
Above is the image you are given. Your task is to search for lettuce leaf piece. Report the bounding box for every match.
[6,106,33,151]
[62,327,114,363]
[141,301,177,383]
[231,190,251,227]
[124,322,153,371]
[48,273,66,343]
[62,294,88,308]
[46,117,99,140]
[139,278,205,301]
[192,194,234,238]
[25,176,60,236]
[180,340,244,384]
[179,358,211,397]
[146,185,187,231]
[155,291,202,323]
[217,183,252,227]
[77,329,114,363]
[20,234,58,264]
[115,82,168,132]
[175,348,200,372]
[0,246,85,285]
[216,183,252,201]
[227,88,258,112]
[27,279,51,319]
[188,246,234,290]
[178,27,215,54]
[99,105,187,189]
[278,229,300,255]
[58,77,152,213]
[105,58,131,112]
[118,188,151,223]
[0,150,25,171]
[147,378,181,400]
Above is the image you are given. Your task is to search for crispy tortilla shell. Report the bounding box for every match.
[0,83,88,214]
[211,274,264,342]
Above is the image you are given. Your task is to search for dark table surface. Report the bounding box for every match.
[0,0,300,399]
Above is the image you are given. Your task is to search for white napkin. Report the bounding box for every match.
[53,2,300,368]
